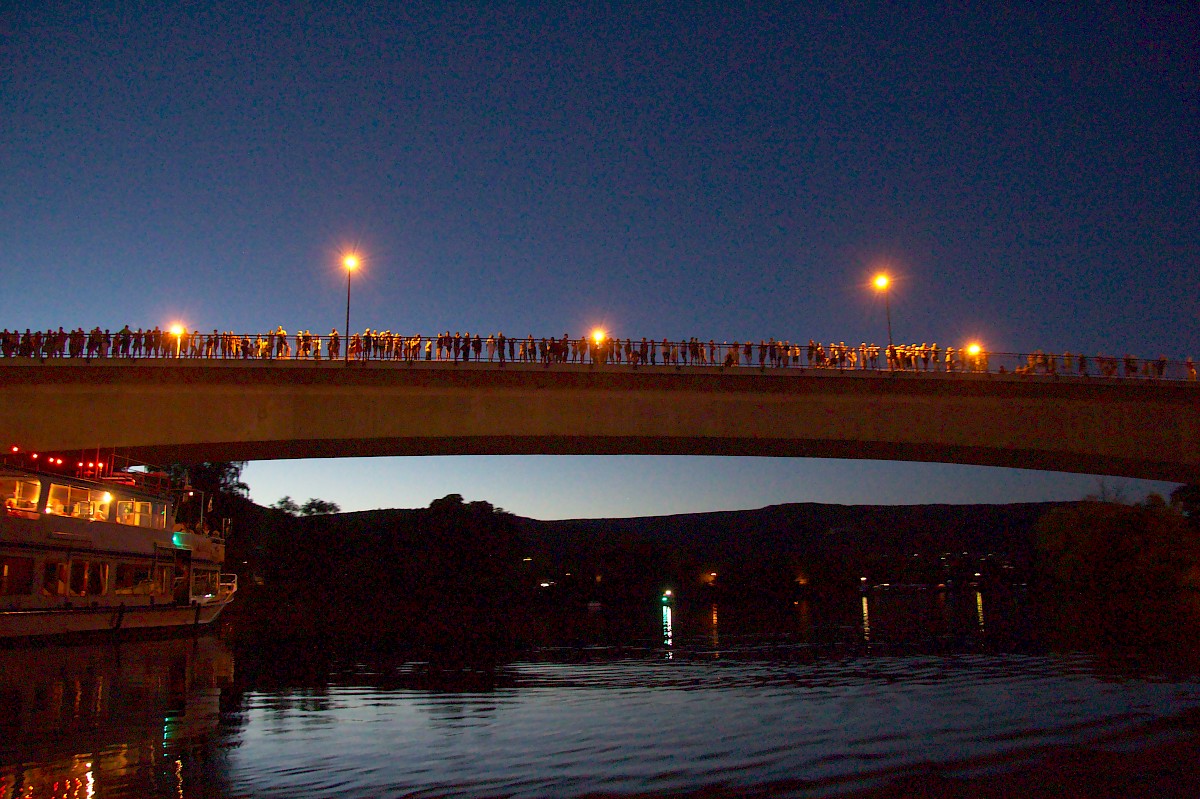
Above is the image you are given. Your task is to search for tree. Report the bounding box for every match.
[300,498,341,515]
[270,496,339,516]
[169,461,249,497]
[271,496,301,516]
[1035,497,1200,592]
[1171,484,1200,528]
[410,494,524,600]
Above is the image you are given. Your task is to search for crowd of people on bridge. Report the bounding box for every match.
[1,325,1195,382]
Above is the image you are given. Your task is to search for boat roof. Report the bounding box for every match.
[1,464,173,502]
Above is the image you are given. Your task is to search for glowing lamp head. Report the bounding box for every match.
[592,329,606,345]
[967,343,981,356]
[343,254,359,271]
[170,324,184,337]
[873,274,890,291]
[101,492,111,503]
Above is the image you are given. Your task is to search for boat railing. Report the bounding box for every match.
[218,574,238,597]
[104,470,171,493]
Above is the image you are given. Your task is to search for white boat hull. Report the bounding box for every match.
[0,598,232,638]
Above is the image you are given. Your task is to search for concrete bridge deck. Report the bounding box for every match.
[1,359,1197,484]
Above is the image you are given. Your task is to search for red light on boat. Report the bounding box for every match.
[88,462,94,468]
[9,446,17,452]
[31,453,38,459]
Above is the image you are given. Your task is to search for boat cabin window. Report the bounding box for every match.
[192,570,219,598]
[114,500,165,529]
[68,561,108,597]
[1,556,34,596]
[44,484,166,527]
[1,476,41,517]
[46,484,113,521]
[114,563,154,595]
[42,561,68,596]
[154,564,173,596]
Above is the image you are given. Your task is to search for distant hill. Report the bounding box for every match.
[515,502,1068,568]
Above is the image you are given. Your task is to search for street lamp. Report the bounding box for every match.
[591,329,606,365]
[342,254,358,363]
[966,342,982,372]
[170,324,184,358]
[872,274,893,350]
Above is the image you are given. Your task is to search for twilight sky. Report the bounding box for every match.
[2,4,1196,518]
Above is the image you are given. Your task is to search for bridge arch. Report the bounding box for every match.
[2,360,1198,484]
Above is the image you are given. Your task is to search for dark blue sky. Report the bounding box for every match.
[2,4,1195,517]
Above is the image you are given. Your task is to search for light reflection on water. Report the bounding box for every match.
[5,592,1200,798]
[0,635,231,799]
[662,605,673,650]
[861,595,871,642]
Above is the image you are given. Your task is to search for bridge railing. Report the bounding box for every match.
[2,331,1197,382]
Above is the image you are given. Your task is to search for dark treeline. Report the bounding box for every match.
[1034,488,1200,593]
[222,493,525,642]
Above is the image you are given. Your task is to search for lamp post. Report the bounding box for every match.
[343,254,358,363]
[873,274,893,350]
[170,324,184,358]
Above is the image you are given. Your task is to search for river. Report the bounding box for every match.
[4,588,1200,798]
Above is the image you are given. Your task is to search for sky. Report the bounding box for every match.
[2,4,1196,518]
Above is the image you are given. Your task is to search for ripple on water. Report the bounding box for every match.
[224,648,1200,798]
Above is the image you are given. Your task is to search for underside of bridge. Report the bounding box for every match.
[2,360,1198,484]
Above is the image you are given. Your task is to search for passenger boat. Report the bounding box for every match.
[0,462,237,638]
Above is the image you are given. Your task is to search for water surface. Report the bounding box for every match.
[5,590,1200,798]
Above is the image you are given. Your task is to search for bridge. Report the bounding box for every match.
[1,358,1198,484]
